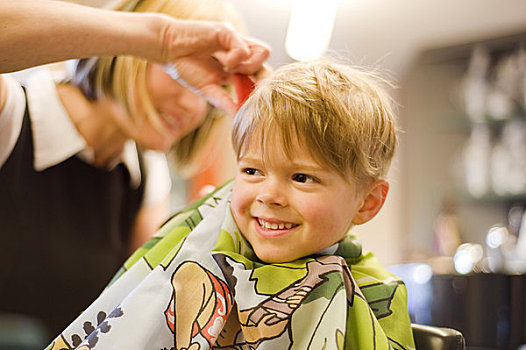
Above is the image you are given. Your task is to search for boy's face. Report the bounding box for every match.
[230,133,364,263]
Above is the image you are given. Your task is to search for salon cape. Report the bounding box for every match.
[46,182,415,350]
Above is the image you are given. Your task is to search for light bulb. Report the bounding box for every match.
[285,0,340,61]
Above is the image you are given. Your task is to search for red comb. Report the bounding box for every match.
[234,74,255,111]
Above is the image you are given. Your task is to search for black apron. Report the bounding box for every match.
[0,92,145,338]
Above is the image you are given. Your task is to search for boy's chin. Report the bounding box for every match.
[254,250,291,264]
[254,243,343,264]
[254,249,309,264]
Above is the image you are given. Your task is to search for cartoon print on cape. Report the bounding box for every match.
[49,308,124,350]
[162,249,401,350]
[44,182,414,350]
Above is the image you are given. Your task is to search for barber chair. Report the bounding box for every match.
[0,313,49,350]
[412,323,465,350]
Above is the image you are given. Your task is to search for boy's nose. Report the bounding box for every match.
[256,179,287,207]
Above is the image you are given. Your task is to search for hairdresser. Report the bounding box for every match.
[0,0,269,338]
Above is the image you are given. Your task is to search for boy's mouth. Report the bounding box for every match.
[257,218,298,230]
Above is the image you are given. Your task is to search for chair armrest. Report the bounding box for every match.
[411,323,465,350]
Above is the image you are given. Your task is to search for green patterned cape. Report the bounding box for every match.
[47,182,415,350]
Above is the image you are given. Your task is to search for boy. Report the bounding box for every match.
[47,60,414,350]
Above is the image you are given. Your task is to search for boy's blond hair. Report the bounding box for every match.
[232,59,397,186]
[70,0,245,173]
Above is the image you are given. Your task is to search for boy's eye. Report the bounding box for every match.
[292,173,316,183]
[242,168,260,176]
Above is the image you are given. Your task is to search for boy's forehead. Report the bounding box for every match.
[240,127,326,168]
[242,126,304,155]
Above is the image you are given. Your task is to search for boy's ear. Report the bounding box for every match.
[352,180,389,225]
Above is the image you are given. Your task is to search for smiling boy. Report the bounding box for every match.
[231,131,382,263]
[231,59,394,264]
[47,59,414,350]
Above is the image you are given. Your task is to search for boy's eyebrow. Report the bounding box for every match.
[237,156,261,164]
[290,162,327,173]
[240,156,327,173]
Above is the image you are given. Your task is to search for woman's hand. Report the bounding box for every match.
[159,19,271,116]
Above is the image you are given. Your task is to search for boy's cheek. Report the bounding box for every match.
[303,204,350,236]
[299,203,327,222]
[231,181,254,209]
[230,191,249,224]
[230,186,241,209]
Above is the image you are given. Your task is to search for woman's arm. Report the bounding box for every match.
[1,0,158,73]
[0,0,268,73]
[0,0,269,115]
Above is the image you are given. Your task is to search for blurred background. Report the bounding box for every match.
[44,0,526,265]
[8,0,526,348]
[206,1,526,348]
[225,0,526,268]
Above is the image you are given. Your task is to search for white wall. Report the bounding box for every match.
[230,0,526,265]
[62,0,526,265]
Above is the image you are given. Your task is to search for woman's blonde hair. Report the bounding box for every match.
[71,0,245,172]
[232,59,398,185]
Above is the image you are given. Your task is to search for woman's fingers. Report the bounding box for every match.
[226,38,271,75]
[199,84,237,117]
[213,34,271,74]
[161,21,270,115]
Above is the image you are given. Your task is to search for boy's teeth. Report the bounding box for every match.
[258,219,295,230]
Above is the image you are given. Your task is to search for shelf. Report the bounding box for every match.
[439,111,526,133]
[419,29,526,65]
[459,191,526,205]
[403,28,526,250]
